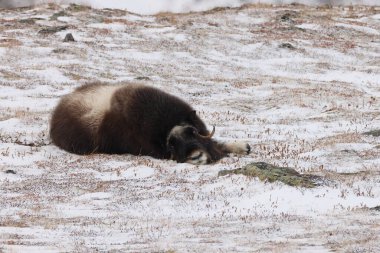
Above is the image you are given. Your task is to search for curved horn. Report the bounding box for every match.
[198,125,215,139]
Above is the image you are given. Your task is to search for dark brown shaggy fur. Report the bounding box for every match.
[50,82,249,163]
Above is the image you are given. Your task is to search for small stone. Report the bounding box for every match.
[19,17,44,24]
[279,11,298,23]
[363,129,380,137]
[50,10,68,21]
[63,33,75,42]
[5,170,16,174]
[38,25,69,35]
[281,13,292,21]
[279,43,296,50]
[135,76,151,81]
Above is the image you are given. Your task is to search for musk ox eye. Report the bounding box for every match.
[167,138,177,149]
[184,126,198,136]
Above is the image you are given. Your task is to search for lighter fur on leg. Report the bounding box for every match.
[224,141,251,154]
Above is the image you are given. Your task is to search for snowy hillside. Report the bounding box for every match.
[1,0,380,14]
[0,3,380,252]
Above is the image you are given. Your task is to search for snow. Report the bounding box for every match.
[1,3,380,253]
[296,23,322,30]
[335,22,380,35]
[1,0,379,14]
[87,22,127,31]
[0,47,6,57]
[27,68,72,83]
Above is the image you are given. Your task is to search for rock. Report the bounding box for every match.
[38,25,69,35]
[279,11,299,23]
[66,3,91,12]
[363,129,380,137]
[218,162,321,188]
[52,48,71,54]
[279,43,296,50]
[50,10,69,21]
[19,17,44,24]
[63,33,75,42]
[5,169,16,174]
[135,76,151,81]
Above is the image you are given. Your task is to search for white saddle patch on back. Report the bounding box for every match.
[73,85,120,129]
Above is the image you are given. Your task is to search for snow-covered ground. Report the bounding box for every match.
[0,3,379,252]
[1,0,379,14]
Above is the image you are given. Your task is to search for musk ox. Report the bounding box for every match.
[50,82,250,164]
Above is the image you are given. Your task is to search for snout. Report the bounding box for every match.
[169,140,210,164]
[185,149,210,165]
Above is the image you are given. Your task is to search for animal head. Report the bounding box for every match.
[166,124,216,165]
